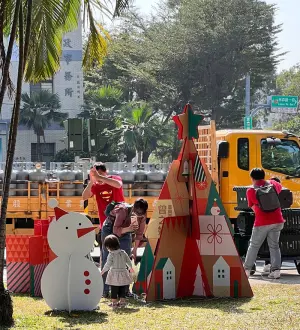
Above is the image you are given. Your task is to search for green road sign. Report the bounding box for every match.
[244,116,252,130]
[271,95,298,113]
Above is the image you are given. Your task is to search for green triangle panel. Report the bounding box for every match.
[133,242,154,294]
[205,183,234,235]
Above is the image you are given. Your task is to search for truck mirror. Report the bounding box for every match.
[218,141,229,158]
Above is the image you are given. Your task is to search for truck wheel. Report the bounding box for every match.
[294,261,300,275]
[250,263,256,276]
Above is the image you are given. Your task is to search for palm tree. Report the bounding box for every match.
[19,90,68,161]
[0,0,130,326]
[0,1,24,325]
[115,102,165,163]
[79,85,123,120]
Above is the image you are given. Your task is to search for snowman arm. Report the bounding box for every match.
[102,253,114,273]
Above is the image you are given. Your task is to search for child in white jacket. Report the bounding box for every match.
[101,235,133,308]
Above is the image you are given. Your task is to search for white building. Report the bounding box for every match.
[156,257,176,300]
[1,21,84,164]
[213,256,230,297]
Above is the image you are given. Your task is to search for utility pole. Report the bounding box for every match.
[245,74,251,116]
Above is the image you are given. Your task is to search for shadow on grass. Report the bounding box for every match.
[110,307,140,314]
[250,273,300,285]
[44,309,108,327]
[134,296,252,314]
[100,299,141,314]
[43,301,140,327]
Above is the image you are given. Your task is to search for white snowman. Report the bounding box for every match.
[41,199,103,312]
[210,199,221,216]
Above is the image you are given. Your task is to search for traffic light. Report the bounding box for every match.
[63,119,83,152]
[87,119,109,152]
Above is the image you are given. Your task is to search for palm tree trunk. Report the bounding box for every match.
[0,0,21,115]
[0,1,7,67]
[142,151,151,163]
[137,151,142,164]
[0,2,26,326]
[41,134,46,162]
[23,0,32,65]
[125,149,135,162]
[37,134,41,161]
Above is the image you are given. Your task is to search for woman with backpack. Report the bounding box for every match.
[101,198,148,298]
[244,168,285,279]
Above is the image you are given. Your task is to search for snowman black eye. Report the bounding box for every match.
[79,223,81,226]
[66,227,68,230]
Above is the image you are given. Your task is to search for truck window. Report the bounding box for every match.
[261,139,300,176]
[238,138,249,171]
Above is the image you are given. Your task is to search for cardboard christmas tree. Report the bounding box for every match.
[133,104,253,301]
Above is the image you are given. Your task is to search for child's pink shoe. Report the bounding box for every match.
[108,302,119,310]
[118,302,127,308]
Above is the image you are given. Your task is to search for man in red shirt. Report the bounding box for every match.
[82,163,125,227]
[244,168,284,279]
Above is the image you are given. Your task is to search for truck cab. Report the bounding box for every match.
[196,125,300,219]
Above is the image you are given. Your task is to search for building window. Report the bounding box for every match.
[218,269,226,279]
[261,139,300,176]
[238,138,249,171]
[30,79,53,96]
[31,143,55,163]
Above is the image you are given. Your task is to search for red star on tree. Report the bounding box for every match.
[173,104,204,140]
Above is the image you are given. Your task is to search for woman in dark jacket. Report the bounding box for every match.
[101,198,148,297]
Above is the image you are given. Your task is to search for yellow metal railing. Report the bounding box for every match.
[2,180,162,221]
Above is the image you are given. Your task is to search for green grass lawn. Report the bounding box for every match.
[7,284,300,330]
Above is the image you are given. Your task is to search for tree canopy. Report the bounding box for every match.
[83,0,282,158]
[271,65,300,133]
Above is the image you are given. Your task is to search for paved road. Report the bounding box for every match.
[249,260,300,285]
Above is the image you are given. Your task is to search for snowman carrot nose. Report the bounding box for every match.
[77,226,95,238]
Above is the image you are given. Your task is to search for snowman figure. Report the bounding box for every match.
[210,199,221,216]
[41,199,103,312]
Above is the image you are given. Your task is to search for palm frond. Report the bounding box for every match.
[83,0,112,23]
[60,0,81,33]
[2,0,16,36]
[113,0,130,17]
[24,0,81,82]
[83,2,110,69]
[24,0,63,81]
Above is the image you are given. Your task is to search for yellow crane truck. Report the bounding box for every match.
[196,122,300,220]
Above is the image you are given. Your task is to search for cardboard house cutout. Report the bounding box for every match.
[133,104,253,301]
[41,199,103,312]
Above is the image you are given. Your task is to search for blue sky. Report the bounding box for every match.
[134,0,299,72]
